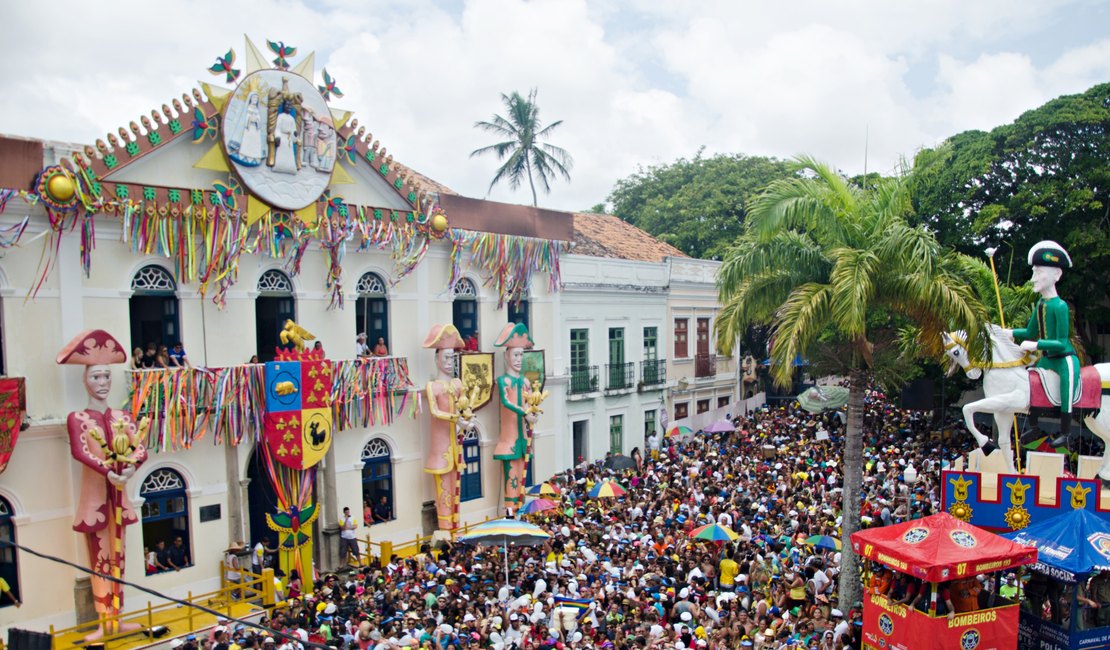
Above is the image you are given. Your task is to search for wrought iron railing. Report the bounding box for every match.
[569,365,598,395]
[640,359,666,386]
[606,362,635,390]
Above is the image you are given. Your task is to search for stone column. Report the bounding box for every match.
[318,444,341,571]
[225,442,245,545]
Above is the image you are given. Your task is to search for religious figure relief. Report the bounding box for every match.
[57,330,148,642]
[228,91,266,167]
[220,69,339,210]
[266,77,304,174]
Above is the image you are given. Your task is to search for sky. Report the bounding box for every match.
[1,0,1108,212]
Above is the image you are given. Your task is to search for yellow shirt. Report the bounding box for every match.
[719,559,739,587]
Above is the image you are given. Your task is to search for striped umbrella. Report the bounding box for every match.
[526,482,561,496]
[588,480,628,499]
[803,534,842,551]
[689,523,740,542]
[667,425,693,438]
[459,518,552,587]
[519,498,559,515]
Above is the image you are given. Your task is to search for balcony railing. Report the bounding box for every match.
[569,366,598,395]
[606,362,635,390]
[694,353,716,378]
[640,359,666,387]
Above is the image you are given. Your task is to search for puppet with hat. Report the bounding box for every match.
[423,324,476,530]
[1006,240,1082,449]
[493,322,539,512]
[57,329,148,640]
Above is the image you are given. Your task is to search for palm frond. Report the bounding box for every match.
[768,283,832,387]
[828,247,879,339]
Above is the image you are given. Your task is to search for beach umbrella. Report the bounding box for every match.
[667,425,693,438]
[689,523,739,542]
[797,386,849,413]
[459,518,551,588]
[803,534,842,551]
[526,482,561,496]
[519,498,559,515]
[701,419,735,434]
[588,479,628,499]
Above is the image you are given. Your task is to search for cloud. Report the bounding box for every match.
[0,0,1102,212]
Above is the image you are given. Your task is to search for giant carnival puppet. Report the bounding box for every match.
[57,330,148,641]
[423,324,475,530]
[493,323,547,513]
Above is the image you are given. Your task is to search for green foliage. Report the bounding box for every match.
[715,155,991,388]
[470,89,573,207]
[607,150,795,259]
[912,82,1110,355]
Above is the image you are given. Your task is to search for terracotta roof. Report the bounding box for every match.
[572,212,687,262]
[391,161,458,197]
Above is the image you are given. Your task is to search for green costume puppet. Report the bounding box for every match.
[1009,240,1080,449]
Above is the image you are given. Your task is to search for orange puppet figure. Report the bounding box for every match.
[57,330,148,641]
[422,324,473,530]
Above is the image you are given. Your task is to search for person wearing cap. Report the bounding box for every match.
[1007,240,1081,449]
[355,333,370,357]
[423,324,474,530]
[492,322,538,513]
[58,329,148,641]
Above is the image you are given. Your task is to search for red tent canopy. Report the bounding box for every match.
[849,512,1036,582]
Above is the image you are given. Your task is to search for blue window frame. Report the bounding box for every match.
[139,468,191,572]
[361,439,395,523]
[460,429,482,501]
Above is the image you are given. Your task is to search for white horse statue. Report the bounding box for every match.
[943,324,1110,481]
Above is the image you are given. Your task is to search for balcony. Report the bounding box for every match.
[606,362,635,391]
[694,353,716,379]
[569,365,598,395]
[640,359,667,387]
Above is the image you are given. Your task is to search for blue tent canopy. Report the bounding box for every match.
[1003,508,1110,583]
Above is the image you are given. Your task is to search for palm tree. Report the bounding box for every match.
[715,156,989,610]
[470,89,573,207]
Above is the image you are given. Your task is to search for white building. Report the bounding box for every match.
[0,50,742,635]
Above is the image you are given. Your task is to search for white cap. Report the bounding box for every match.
[170,640,184,649]
[831,609,844,617]
[680,612,692,622]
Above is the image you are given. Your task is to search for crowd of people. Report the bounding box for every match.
[206,388,989,650]
[131,341,192,369]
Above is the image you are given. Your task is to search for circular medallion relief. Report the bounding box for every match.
[221,69,337,210]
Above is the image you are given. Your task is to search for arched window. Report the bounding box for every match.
[0,496,17,606]
[361,439,394,524]
[129,265,181,357]
[256,269,295,363]
[139,468,191,573]
[460,429,482,502]
[452,278,478,343]
[356,273,390,356]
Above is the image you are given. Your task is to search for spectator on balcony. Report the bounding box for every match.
[313,341,324,354]
[130,348,144,370]
[372,337,389,357]
[248,354,259,364]
[155,345,171,368]
[355,333,370,357]
[141,342,159,368]
[165,535,190,571]
[465,332,479,352]
[169,342,191,368]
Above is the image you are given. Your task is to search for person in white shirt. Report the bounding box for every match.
[355,333,370,357]
[339,506,361,567]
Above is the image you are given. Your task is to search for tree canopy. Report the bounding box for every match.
[912,82,1110,356]
[607,151,795,260]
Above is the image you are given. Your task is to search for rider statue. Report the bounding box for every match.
[1006,240,1080,450]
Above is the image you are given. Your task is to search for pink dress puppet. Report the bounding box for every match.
[492,323,536,514]
[422,324,472,530]
[57,330,147,640]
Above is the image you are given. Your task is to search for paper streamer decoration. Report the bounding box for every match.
[447,229,565,308]
[128,356,417,453]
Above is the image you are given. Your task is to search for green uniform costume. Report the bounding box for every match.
[1013,295,1080,413]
